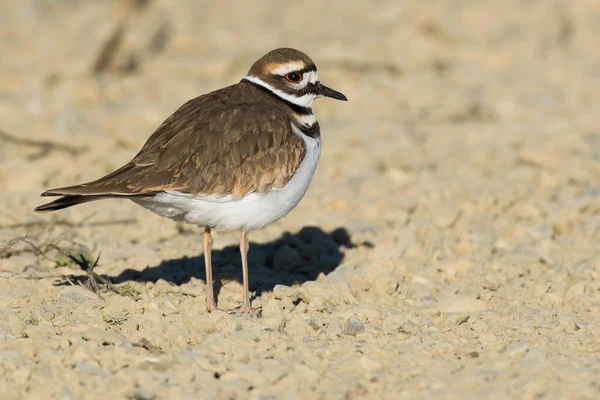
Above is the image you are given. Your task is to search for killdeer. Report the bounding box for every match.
[35,48,347,314]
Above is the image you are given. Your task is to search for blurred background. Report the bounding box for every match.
[0,1,599,399]
[1,0,598,198]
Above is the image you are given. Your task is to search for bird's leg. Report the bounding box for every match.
[203,227,218,312]
[237,230,254,315]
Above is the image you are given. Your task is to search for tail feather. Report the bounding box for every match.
[34,195,111,213]
[34,193,153,213]
[35,163,157,213]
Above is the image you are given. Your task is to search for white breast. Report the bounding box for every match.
[132,127,321,231]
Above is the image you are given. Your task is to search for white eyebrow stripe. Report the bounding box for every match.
[271,62,306,75]
[244,75,316,108]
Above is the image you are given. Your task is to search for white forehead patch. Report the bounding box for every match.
[303,71,319,84]
[271,62,306,75]
[296,71,319,89]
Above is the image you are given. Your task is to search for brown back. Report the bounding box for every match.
[43,81,306,199]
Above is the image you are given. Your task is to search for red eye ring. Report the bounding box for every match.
[285,72,303,83]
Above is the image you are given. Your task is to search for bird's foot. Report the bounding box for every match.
[233,301,255,317]
[205,296,219,313]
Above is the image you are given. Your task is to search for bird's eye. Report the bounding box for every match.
[285,72,303,83]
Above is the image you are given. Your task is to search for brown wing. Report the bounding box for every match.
[42,84,306,200]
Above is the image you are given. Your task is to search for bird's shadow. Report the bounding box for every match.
[107,226,357,300]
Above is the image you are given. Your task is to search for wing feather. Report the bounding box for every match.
[42,83,306,200]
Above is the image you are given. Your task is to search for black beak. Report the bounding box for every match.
[319,84,348,101]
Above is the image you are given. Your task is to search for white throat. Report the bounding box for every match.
[244,75,317,108]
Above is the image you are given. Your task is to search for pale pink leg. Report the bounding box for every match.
[203,228,218,312]
[237,231,254,315]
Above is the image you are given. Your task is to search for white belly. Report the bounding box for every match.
[132,134,321,231]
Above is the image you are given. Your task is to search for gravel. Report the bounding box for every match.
[0,1,599,399]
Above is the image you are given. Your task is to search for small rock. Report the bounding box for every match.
[558,315,581,332]
[430,204,460,228]
[152,278,174,294]
[138,356,173,372]
[273,285,295,300]
[564,282,586,303]
[307,319,322,332]
[74,361,101,376]
[0,307,24,338]
[22,322,56,339]
[11,367,32,386]
[493,239,509,251]
[452,313,470,325]
[272,285,307,304]
[478,332,498,343]
[536,239,555,264]
[372,274,399,297]
[470,320,488,331]
[343,316,365,336]
[131,387,156,400]
[81,327,122,344]
[421,308,442,317]
[326,264,356,284]
[59,286,97,304]
[360,356,382,372]
[182,278,206,297]
[346,274,370,296]
[504,341,530,359]
[160,298,179,316]
[337,305,381,321]
[440,261,475,278]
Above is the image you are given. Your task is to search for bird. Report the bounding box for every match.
[35,48,347,314]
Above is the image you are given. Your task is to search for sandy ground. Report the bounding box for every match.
[0,0,599,399]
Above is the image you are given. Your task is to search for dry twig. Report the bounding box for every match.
[48,244,127,296]
[2,236,55,262]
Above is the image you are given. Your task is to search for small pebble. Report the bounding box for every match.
[343,316,365,336]
[558,315,581,332]
[504,341,530,359]
[81,328,122,345]
[131,387,157,400]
